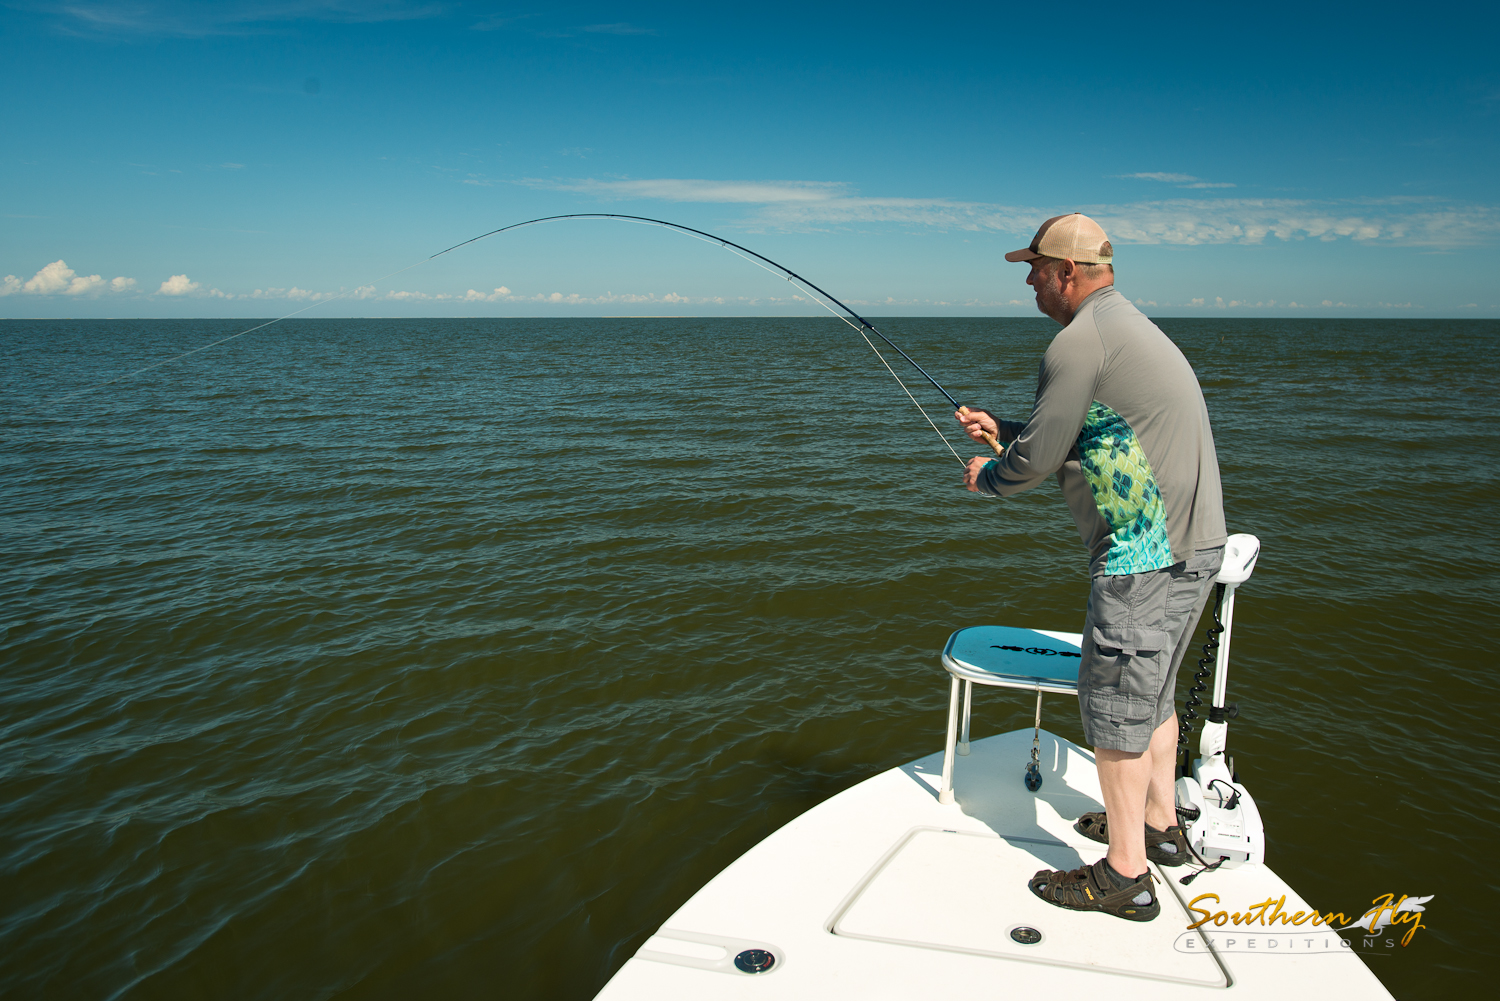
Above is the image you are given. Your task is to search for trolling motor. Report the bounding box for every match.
[1175,534,1267,871]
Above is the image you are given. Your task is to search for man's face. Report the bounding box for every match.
[1026,258,1068,322]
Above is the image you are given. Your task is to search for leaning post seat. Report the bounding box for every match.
[937,626,1083,804]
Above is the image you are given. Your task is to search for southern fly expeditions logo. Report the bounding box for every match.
[1173,892,1435,954]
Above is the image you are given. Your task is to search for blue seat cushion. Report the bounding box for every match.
[943,626,1082,690]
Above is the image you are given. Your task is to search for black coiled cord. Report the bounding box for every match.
[1178,582,1226,777]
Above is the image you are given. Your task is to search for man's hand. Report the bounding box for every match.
[963,455,994,493]
[954,407,999,443]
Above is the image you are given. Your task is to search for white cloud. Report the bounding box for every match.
[25,260,91,294]
[44,2,443,38]
[528,177,850,204]
[150,275,230,297]
[64,274,107,295]
[463,286,513,301]
[505,290,789,306]
[1089,199,1423,245]
[2,260,137,296]
[234,285,453,302]
[373,287,775,307]
[158,274,200,296]
[1120,172,1236,189]
[242,286,336,300]
[785,194,1495,250]
[759,196,1038,232]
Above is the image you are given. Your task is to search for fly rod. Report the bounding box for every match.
[433,213,1004,459]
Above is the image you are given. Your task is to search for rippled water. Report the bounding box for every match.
[2,317,1496,999]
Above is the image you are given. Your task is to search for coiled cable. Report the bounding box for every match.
[1178,582,1226,776]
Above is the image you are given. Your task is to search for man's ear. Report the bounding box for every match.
[1059,258,1077,283]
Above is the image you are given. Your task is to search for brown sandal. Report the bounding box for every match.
[1028,858,1159,921]
[1072,812,1190,867]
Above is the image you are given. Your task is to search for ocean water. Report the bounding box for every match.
[2,317,1496,999]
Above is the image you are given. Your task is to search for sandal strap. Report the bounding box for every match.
[1033,859,1153,909]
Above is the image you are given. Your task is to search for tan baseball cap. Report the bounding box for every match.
[1005,213,1113,264]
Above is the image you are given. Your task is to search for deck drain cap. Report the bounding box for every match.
[734,949,776,973]
[1009,926,1043,945]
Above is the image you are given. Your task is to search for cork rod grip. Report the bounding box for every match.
[959,406,1006,458]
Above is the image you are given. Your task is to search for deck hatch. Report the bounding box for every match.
[830,827,1228,988]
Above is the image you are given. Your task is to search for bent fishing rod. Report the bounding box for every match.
[428,213,1004,460]
[54,213,1007,460]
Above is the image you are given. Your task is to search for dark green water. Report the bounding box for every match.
[2,317,1496,999]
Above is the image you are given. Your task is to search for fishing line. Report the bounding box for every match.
[431,214,989,465]
[51,212,993,469]
[432,214,969,407]
[49,258,432,404]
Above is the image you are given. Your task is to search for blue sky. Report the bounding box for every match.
[3,0,1498,318]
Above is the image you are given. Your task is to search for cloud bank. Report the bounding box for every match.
[520,177,1500,249]
[9,178,1494,312]
[357,286,707,305]
[517,177,848,203]
[1,260,137,296]
[32,1,441,38]
[3,262,243,300]
[1,259,1469,313]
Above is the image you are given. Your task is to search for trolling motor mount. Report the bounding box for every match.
[1174,534,1266,870]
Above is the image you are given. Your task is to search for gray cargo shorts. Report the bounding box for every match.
[1077,546,1224,753]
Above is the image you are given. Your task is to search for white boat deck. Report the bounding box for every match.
[595,728,1392,999]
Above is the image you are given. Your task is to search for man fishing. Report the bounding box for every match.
[955,213,1226,922]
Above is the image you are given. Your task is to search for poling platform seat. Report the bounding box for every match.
[936,625,1082,804]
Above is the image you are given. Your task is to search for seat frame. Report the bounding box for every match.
[937,628,1082,805]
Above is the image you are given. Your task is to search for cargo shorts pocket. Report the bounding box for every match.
[1091,625,1170,698]
[1166,568,1217,619]
[1083,689,1154,726]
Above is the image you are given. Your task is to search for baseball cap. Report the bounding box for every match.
[1005,213,1113,264]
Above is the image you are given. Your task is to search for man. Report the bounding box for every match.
[955,213,1226,922]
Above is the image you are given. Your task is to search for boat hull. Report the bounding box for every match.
[594,728,1392,999]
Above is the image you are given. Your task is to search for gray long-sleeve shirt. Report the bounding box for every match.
[976,285,1226,576]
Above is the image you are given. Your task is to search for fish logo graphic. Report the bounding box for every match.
[1342,894,1434,945]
